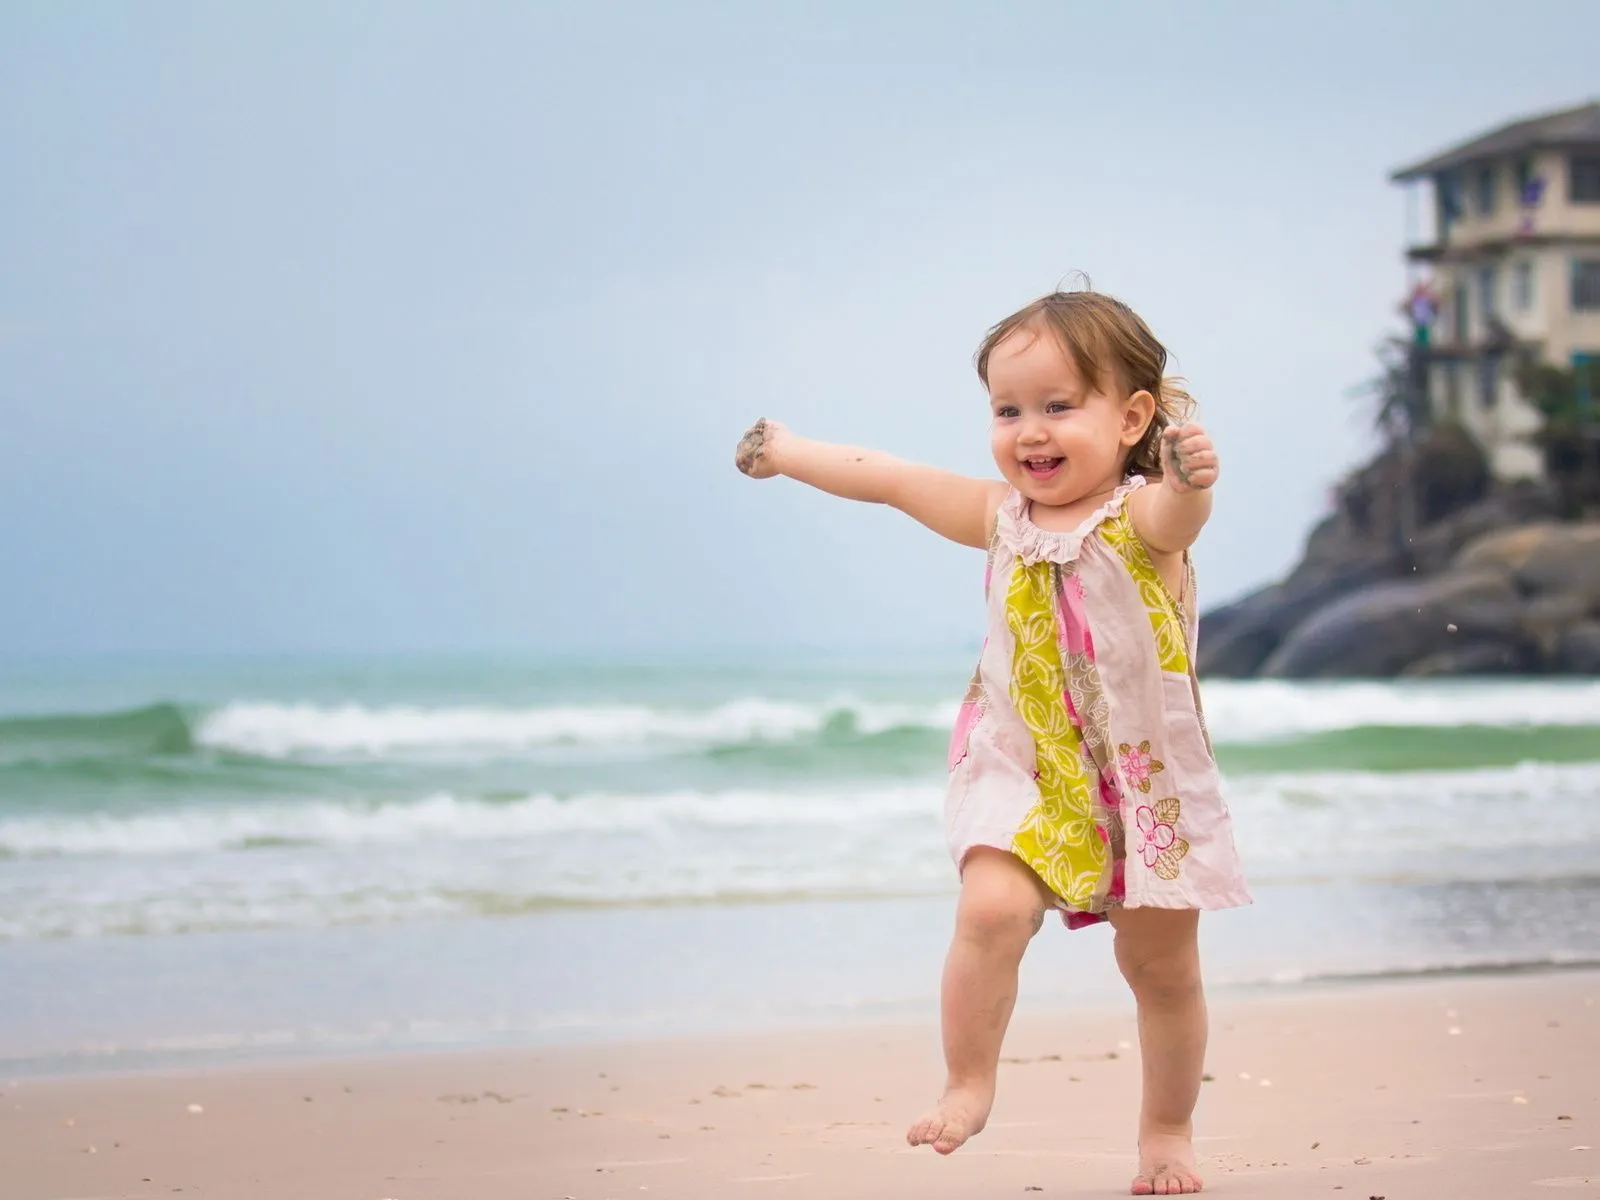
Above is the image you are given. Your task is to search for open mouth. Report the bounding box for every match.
[1020,457,1064,479]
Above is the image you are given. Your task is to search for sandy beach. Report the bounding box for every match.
[6,969,1596,1199]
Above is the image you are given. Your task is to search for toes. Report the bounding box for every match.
[909,1107,971,1153]
[1134,1171,1202,1196]
[1150,1174,1201,1195]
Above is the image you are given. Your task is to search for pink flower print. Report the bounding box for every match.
[1135,804,1177,868]
[1056,573,1095,659]
[1117,740,1165,794]
[1136,797,1190,880]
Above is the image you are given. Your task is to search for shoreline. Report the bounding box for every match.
[8,878,1600,1083]
[9,953,1600,1087]
[7,968,1596,1198]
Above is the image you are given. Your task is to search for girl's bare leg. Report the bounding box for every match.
[1110,907,1207,1196]
[906,848,1047,1154]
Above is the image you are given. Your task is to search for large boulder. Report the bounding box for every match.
[1196,585,1285,678]
[1401,642,1530,677]
[1406,486,1560,574]
[1455,521,1600,593]
[1515,524,1600,603]
[1455,522,1566,576]
[1258,571,1528,679]
[1555,622,1600,674]
[1195,460,1583,679]
[1518,593,1595,663]
[1197,555,1398,678]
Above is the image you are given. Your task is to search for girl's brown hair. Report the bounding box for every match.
[974,287,1194,478]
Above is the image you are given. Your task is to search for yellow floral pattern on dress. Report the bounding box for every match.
[1005,560,1110,909]
[1099,508,1188,675]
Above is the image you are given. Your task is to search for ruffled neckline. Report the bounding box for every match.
[996,476,1146,565]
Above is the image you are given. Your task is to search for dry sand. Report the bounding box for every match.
[4,971,1596,1199]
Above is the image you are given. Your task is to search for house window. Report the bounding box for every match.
[1478,355,1500,409]
[1437,170,1463,227]
[1515,156,1534,199]
[1571,156,1600,203]
[1574,259,1600,311]
[1441,360,1460,418]
[1575,352,1596,418]
[1513,259,1536,311]
[1478,265,1498,322]
[1475,164,1497,215]
[1452,284,1469,342]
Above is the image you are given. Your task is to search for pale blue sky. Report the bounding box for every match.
[3,1,1597,654]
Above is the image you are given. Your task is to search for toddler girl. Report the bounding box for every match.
[734,288,1250,1196]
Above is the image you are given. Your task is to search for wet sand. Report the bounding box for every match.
[5,971,1596,1199]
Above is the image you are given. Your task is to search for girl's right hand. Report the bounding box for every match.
[734,418,788,479]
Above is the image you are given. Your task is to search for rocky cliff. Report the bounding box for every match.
[1200,427,1600,679]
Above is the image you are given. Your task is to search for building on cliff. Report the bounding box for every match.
[1196,102,1600,679]
[1392,101,1600,481]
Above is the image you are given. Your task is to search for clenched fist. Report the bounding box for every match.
[1160,423,1219,493]
[734,417,789,479]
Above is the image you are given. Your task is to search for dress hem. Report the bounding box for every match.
[951,839,1253,917]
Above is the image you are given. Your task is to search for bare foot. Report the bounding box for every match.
[905,1085,993,1155]
[1132,1129,1203,1195]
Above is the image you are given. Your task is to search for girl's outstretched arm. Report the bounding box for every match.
[734,418,1004,551]
[1130,422,1218,554]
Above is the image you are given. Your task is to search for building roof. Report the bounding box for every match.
[1391,101,1600,181]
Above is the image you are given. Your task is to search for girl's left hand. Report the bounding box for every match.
[1161,423,1219,493]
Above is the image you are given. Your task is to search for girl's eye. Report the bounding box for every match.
[995,406,1019,419]
[1047,401,1070,414]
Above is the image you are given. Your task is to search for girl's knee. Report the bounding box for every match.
[957,891,1044,946]
[1112,910,1202,1005]
[1117,945,1201,1006]
[956,850,1047,946]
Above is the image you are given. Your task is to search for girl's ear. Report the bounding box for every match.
[1121,389,1156,447]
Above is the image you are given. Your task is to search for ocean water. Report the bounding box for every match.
[2,654,1599,1075]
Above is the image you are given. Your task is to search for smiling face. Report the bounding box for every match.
[985,323,1155,510]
